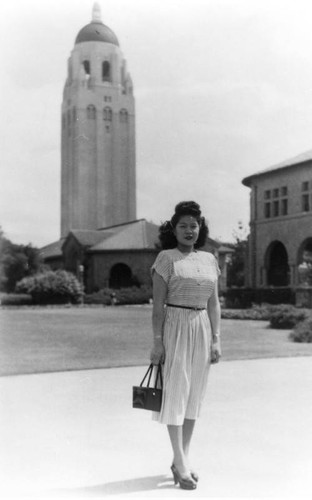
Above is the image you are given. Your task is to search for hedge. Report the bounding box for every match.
[0,293,33,306]
[224,287,296,309]
[221,304,273,321]
[84,285,152,306]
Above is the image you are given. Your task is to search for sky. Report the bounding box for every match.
[1,0,312,248]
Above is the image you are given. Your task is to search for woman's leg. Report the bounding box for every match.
[183,419,199,480]
[182,418,196,458]
[167,425,189,475]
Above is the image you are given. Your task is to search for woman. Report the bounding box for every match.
[150,201,221,490]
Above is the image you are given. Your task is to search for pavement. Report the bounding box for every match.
[1,357,312,499]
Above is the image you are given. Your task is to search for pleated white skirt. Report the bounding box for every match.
[153,306,212,426]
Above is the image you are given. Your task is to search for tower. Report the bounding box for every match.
[61,3,136,237]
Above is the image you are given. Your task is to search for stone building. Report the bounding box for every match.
[61,2,136,237]
[242,150,312,289]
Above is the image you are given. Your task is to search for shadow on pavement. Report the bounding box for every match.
[49,475,174,497]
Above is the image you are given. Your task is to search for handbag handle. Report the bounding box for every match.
[155,363,163,389]
[140,363,163,389]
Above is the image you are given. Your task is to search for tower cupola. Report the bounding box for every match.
[75,2,119,46]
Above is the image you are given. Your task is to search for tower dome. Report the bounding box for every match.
[75,2,119,46]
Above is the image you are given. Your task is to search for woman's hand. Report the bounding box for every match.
[211,339,221,364]
[208,282,221,365]
[150,339,165,365]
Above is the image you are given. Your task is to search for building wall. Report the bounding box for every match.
[246,162,312,287]
[87,250,158,291]
[61,40,136,236]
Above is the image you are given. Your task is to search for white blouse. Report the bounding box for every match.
[151,248,220,308]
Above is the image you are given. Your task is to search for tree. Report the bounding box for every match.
[0,228,42,292]
[226,221,249,288]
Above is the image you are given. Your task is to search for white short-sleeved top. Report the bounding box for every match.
[151,248,220,308]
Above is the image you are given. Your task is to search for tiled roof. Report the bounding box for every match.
[70,229,112,247]
[242,149,312,186]
[90,219,159,251]
[39,239,66,259]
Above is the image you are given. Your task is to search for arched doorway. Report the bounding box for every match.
[266,241,290,286]
[109,263,133,289]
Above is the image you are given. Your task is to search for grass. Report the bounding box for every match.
[1,305,312,377]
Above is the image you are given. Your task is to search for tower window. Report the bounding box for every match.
[119,109,128,123]
[273,188,279,198]
[264,184,288,218]
[102,61,110,81]
[103,107,112,121]
[83,60,91,76]
[301,181,312,212]
[87,105,96,119]
[264,202,271,218]
[72,106,77,122]
[281,199,288,216]
[302,193,310,212]
[273,200,279,217]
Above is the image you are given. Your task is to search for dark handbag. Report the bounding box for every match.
[132,363,163,412]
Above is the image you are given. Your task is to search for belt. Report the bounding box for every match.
[166,303,206,311]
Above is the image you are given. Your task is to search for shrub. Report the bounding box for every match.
[0,293,33,306]
[221,304,273,321]
[84,285,152,306]
[116,285,152,305]
[269,305,308,329]
[16,270,83,304]
[289,319,312,343]
[84,288,111,305]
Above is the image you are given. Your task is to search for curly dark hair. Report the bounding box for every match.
[158,201,209,249]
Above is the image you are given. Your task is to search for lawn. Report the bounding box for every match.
[1,305,312,376]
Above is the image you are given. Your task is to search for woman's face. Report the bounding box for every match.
[174,215,200,250]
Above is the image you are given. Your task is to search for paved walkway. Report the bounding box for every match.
[1,357,312,499]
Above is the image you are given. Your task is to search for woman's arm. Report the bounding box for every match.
[150,272,167,364]
[207,280,221,362]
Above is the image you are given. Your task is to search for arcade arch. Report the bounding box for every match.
[265,241,290,286]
